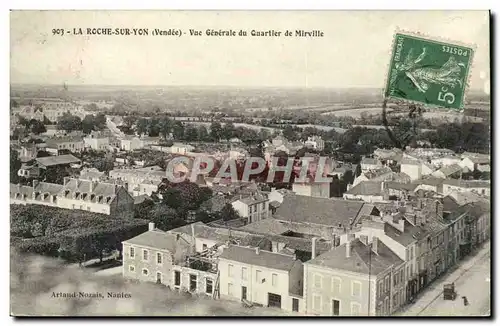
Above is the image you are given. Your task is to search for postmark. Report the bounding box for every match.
[385,31,475,110]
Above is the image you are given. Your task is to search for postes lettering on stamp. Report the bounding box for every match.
[385,33,474,110]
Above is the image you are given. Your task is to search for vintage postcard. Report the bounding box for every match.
[10,10,491,317]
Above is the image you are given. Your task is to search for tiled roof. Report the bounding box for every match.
[307,238,403,276]
[169,222,256,245]
[79,168,105,180]
[56,178,128,204]
[386,182,418,192]
[239,218,291,235]
[448,191,490,206]
[45,136,83,147]
[442,179,490,188]
[219,245,298,272]
[274,194,366,227]
[123,230,182,253]
[364,167,393,179]
[344,181,384,196]
[235,193,267,205]
[384,221,424,246]
[36,154,81,167]
[401,159,421,165]
[435,164,462,176]
[413,178,445,187]
[442,196,460,212]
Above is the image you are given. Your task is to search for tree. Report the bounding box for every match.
[10,148,21,184]
[185,125,198,141]
[210,121,223,141]
[94,113,107,130]
[43,166,70,184]
[172,121,185,140]
[57,113,82,132]
[135,118,149,136]
[221,122,236,140]
[258,129,270,141]
[124,115,138,128]
[282,125,297,141]
[197,125,209,141]
[158,117,172,138]
[220,203,240,222]
[82,114,96,134]
[43,116,53,125]
[28,119,46,135]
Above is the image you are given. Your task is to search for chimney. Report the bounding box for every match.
[32,179,39,189]
[148,222,155,231]
[372,237,379,255]
[311,237,317,259]
[63,176,69,186]
[346,233,355,258]
[381,181,386,192]
[255,247,260,255]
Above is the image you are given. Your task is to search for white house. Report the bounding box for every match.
[170,143,195,155]
[292,177,330,199]
[400,159,433,181]
[232,193,269,224]
[84,132,110,151]
[218,245,305,313]
[304,136,325,151]
[343,181,388,203]
[120,136,143,151]
[459,156,490,172]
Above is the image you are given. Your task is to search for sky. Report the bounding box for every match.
[10,10,490,89]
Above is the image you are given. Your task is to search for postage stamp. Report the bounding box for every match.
[385,32,475,110]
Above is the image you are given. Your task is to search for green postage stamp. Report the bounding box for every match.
[385,31,475,110]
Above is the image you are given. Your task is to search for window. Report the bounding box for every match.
[272,273,278,286]
[156,272,162,284]
[130,247,135,258]
[351,281,361,297]
[228,283,234,296]
[332,299,340,316]
[378,280,384,295]
[313,273,322,288]
[142,268,148,276]
[157,252,162,264]
[189,274,197,292]
[410,247,414,260]
[313,294,322,311]
[351,302,361,316]
[292,298,299,312]
[228,264,234,277]
[242,267,247,281]
[129,265,135,272]
[174,270,181,286]
[332,277,341,294]
[385,276,390,290]
[206,279,213,294]
[143,249,149,261]
[256,270,262,282]
[202,244,208,251]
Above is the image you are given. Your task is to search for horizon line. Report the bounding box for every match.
[9,83,490,93]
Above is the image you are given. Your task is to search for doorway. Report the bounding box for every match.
[241,286,247,300]
[268,293,282,308]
